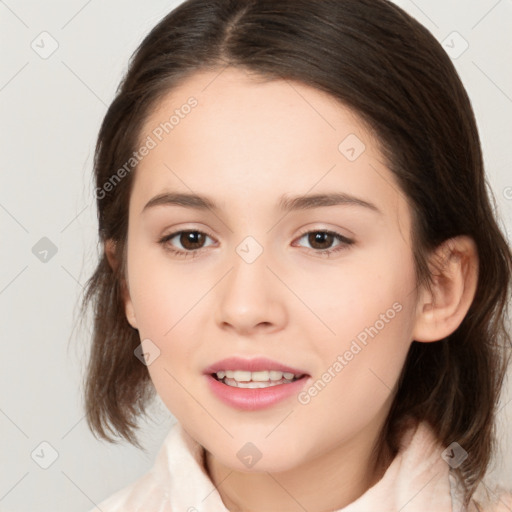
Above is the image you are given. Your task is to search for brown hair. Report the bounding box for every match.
[81,0,512,504]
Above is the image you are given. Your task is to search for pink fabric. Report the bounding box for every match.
[88,420,512,512]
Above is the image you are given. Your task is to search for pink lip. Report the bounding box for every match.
[203,356,310,411]
[203,356,308,375]
[205,374,310,411]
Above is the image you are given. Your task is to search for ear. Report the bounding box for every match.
[412,236,478,342]
[105,238,138,330]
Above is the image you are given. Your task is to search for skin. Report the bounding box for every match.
[107,67,478,512]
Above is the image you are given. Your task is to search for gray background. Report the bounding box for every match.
[1,1,511,510]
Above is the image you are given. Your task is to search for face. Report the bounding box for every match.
[122,67,420,473]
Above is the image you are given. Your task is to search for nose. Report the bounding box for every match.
[214,246,288,336]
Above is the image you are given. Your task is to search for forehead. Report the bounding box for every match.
[131,67,409,230]
[140,67,376,159]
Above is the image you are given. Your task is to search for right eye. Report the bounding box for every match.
[158,230,217,258]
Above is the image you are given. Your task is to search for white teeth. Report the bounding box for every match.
[252,371,271,381]
[214,369,304,386]
[233,370,252,382]
[223,379,292,388]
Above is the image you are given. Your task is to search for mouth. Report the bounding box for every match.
[204,357,310,410]
[211,370,307,389]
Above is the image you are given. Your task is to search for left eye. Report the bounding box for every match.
[293,230,354,254]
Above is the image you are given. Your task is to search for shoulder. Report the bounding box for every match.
[86,469,172,512]
[450,472,512,512]
[85,426,182,512]
[85,422,210,512]
[471,483,512,512]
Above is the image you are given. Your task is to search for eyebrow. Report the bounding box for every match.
[142,191,381,214]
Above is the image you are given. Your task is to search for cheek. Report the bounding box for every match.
[292,306,414,455]
[296,248,416,419]
[127,240,207,339]
[302,244,416,350]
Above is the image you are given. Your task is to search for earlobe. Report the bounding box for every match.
[124,298,138,330]
[412,236,478,343]
[104,238,138,330]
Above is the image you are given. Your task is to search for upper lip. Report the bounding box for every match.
[204,356,308,375]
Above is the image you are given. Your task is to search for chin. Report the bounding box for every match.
[222,454,301,474]
[211,436,306,474]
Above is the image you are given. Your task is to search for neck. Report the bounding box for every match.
[204,417,394,512]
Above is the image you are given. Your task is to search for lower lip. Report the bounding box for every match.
[205,374,310,411]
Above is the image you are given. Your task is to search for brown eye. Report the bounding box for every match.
[307,231,335,250]
[294,229,354,256]
[159,229,216,258]
[178,231,207,250]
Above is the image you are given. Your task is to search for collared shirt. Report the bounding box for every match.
[88,420,512,512]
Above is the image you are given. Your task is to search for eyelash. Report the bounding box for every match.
[158,228,354,259]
